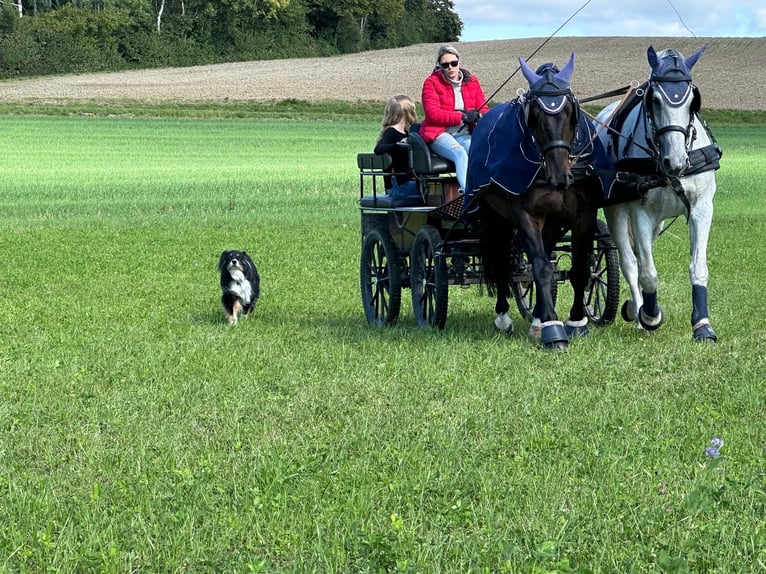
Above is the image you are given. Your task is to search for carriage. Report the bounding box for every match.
[356,126,620,332]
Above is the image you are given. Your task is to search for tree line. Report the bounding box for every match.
[0,0,462,78]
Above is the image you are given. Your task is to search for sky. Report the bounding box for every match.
[453,0,766,42]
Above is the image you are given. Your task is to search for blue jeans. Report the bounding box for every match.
[388,178,419,198]
[430,131,471,190]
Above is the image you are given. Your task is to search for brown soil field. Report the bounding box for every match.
[0,37,763,110]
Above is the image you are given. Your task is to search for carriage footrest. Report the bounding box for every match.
[428,195,466,220]
[359,195,425,208]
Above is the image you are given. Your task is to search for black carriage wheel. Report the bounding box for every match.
[584,219,620,325]
[410,225,448,330]
[511,252,558,321]
[360,227,402,326]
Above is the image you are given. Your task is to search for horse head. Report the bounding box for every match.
[645,45,706,176]
[519,53,578,190]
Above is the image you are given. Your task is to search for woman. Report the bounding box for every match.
[373,94,419,198]
[420,45,489,191]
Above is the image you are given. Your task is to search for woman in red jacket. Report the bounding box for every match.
[420,45,489,191]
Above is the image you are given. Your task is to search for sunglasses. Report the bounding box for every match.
[440,60,459,69]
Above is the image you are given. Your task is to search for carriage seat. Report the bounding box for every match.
[357,152,424,208]
[407,125,456,177]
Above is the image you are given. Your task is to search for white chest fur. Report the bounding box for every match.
[226,269,253,304]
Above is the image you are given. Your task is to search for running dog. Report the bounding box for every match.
[218,250,260,324]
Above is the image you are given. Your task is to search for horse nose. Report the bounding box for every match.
[661,155,685,177]
[547,172,574,190]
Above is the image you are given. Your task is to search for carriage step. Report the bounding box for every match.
[359,195,425,208]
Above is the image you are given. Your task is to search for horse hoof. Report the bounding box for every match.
[638,305,664,331]
[693,324,717,343]
[621,301,635,322]
[565,318,589,339]
[541,322,569,351]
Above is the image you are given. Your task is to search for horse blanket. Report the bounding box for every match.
[464,99,611,208]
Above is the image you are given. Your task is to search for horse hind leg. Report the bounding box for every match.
[605,206,644,326]
[638,290,665,331]
[624,211,665,331]
[563,217,597,339]
[480,203,514,335]
[490,244,514,335]
[493,289,514,335]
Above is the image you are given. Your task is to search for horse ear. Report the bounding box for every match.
[684,46,707,71]
[519,57,541,86]
[647,45,659,70]
[556,52,575,84]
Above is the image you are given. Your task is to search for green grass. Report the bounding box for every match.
[0,99,385,122]
[0,109,765,572]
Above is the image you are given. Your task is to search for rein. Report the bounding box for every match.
[435,0,594,247]
[478,0,593,109]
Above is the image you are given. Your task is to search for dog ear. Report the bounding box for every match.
[218,251,229,271]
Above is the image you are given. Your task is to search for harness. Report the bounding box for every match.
[598,52,722,215]
[523,68,580,173]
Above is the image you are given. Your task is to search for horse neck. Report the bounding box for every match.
[691,115,713,149]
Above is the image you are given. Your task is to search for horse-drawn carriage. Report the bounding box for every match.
[356,119,620,335]
[356,45,720,348]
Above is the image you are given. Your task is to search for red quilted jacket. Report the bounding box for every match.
[419,68,489,143]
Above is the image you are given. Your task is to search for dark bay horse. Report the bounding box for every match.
[466,54,608,350]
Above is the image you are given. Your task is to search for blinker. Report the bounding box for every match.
[653,81,693,108]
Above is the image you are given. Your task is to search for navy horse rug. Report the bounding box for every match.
[465,98,611,205]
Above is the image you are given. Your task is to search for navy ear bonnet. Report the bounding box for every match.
[535,63,560,75]
[529,64,571,114]
[649,48,697,109]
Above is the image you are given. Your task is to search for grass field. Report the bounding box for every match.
[0,109,765,572]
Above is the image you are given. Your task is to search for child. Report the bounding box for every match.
[373,94,419,198]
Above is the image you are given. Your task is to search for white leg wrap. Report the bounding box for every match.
[494,313,513,333]
[566,317,588,329]
[692,318,710,330]
[528,317,542,339]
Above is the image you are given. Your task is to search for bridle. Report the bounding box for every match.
[640,51,702,173]
[523,83,579,166]
[643,83,698,158]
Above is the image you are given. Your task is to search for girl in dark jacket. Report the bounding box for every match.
[374,94,419,197]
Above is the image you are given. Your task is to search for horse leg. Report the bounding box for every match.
[565,215,596,338]
[528,228,559,340]
[489,217,513,335]
[517,216,568,350]
[633,212,665,331]
[480,200,514,335]
[605,205,643,326]
[493,284,514,334]
[689,195,717,342]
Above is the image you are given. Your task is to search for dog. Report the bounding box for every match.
[218,250,260,324]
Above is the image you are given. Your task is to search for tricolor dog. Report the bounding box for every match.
[218,250,260,324]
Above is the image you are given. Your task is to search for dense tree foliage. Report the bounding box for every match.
[0,0,462,77]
